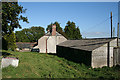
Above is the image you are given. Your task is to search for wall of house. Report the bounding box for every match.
[92,39,117,68]
[22,48,31,52]
[37,36,67,53]
[57,36,67,45]
[37,36,47,53]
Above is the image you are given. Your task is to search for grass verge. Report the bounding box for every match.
[2,50,120,78]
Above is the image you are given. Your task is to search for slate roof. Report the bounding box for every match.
[45,31,62,36]
[57,38,117,51]
[16,42,37,49]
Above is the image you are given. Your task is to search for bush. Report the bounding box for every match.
[2,37,8,50]
[3,32,16,51]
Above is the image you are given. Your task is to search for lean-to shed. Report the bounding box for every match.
[57,38,120,68]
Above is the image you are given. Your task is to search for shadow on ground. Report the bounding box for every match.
[2,52,13,57]
[47,52,90,67]
[48,53,57,56]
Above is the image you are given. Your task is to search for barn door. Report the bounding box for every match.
[113,47,120,66]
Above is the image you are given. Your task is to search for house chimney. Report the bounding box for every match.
[52,24,56,36]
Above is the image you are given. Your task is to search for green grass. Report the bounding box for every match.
[2,50,120,78]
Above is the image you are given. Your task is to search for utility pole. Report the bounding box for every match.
[107,42,110,67]
[117,23,119,47]
[113,27,115,37]
[111,12,113,38]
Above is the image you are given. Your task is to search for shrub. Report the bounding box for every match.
[3,32,16,51]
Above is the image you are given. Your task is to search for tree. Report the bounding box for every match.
[15,26,45,42]
[46,21,68,38]
[64,21,82,40]
[15,29,30,42]
[46,22,62,32]
[3,31,16,50]
[2,2,29,35]
[75,27,82,39]
[2,2,29,50]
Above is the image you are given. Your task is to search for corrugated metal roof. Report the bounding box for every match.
[57,38,117,51]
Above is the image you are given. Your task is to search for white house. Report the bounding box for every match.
[33,25,67,53]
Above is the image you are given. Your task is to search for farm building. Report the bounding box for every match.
[57,38,120,68]
[33,24,67,53]
[16,42,37,52]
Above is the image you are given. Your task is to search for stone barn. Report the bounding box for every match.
[33,25,67,53]
[57,38,120,68]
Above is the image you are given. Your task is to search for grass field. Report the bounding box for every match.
[1,50,120,78]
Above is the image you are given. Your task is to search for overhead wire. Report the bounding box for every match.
[81,13,118,37]
[82,13,118,32]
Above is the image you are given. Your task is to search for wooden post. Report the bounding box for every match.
[117,23,119,47]
[107,42,110,67]
[111,12,113,38]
